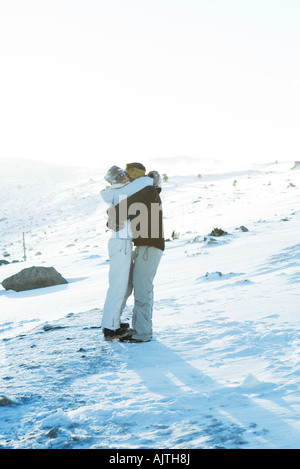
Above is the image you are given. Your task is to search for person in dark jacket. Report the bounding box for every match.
[100,166,156,341]
[107,162,164,342]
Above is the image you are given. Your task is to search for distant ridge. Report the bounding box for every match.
[0,157,85,185]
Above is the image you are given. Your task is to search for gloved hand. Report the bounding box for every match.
[147,170,162,189]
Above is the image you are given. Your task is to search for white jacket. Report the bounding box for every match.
[101,176,154,239]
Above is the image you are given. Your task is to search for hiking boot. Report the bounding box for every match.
[120,322,130,329]
[103,327,132,341]
[120,336,150,343]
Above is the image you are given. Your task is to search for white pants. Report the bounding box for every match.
[101,238,132,331]
[123,246,163,341]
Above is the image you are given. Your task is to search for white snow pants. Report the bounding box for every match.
[123,246,163,342]
[101,237,133,331]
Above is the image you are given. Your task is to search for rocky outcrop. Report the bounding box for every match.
[291,161,300,170]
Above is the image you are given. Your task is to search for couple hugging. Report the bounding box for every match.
[100,162,165,343]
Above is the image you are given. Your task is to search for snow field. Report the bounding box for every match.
[0,158,300,448]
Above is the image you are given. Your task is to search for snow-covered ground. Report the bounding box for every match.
[0,157,300,449]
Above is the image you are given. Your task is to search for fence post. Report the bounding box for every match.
[23,232,27,261]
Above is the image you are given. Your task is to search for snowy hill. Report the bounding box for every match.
[0,157,300,449]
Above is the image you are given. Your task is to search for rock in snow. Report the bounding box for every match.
[1,266,68,292]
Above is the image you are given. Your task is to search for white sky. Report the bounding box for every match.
[1,0,300,169]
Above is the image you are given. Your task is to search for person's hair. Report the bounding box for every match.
[125,162,146,171]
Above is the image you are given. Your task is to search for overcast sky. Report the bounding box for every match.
[1,0,299,168]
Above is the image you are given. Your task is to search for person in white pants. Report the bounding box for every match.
[100,165,154,341]
[111,162,165,343]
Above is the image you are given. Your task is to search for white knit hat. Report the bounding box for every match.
[104,166,129,184]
